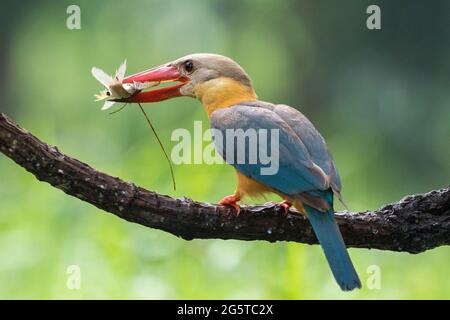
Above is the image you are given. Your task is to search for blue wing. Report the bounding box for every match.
[243,101,342,193]
[210,104,330,197]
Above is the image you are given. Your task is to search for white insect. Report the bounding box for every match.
[91,60,156,110]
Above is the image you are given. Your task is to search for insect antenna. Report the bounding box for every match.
[137,103,176,191]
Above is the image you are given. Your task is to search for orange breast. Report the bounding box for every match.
[235,170,274,199]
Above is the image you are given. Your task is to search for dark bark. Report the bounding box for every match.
[0,113,449,253]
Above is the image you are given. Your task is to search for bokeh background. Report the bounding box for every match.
[0,0,449,299]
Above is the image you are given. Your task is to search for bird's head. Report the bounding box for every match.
[121,53,257,115]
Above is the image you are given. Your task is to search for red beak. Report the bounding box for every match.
[122,64,188,103]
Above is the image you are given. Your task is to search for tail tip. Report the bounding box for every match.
[339,278,362,291]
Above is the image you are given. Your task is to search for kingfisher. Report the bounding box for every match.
[115,53,361,291]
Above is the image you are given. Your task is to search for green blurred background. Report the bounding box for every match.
[0,0,449,299]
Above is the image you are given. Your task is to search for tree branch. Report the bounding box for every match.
[0,112,449,253]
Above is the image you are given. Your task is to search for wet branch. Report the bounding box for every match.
[0,112,449,253]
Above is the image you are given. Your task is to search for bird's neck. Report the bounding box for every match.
[194,77,257,117]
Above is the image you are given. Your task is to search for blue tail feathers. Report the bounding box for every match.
[304,203,361,291]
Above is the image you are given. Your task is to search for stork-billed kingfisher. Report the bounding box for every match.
[118,53,361,291]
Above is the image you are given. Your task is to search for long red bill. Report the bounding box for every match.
[122,64,187,103]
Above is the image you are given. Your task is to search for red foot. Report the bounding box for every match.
[280,200,292,216]
[219,194,241,215]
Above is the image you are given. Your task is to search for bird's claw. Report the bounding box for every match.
[278,200,292,216]
[219,194,241,215]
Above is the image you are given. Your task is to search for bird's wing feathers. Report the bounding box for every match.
[210,104,330,196]
[274,104,342,192]
[244,101,342,193]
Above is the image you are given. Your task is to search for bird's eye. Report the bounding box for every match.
[183,60,194,73]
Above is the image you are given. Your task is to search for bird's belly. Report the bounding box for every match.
[235,170,305,213]
[235,171,275,199]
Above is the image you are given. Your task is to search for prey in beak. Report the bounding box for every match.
[91,60,182,190]
[91,60,159,110]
